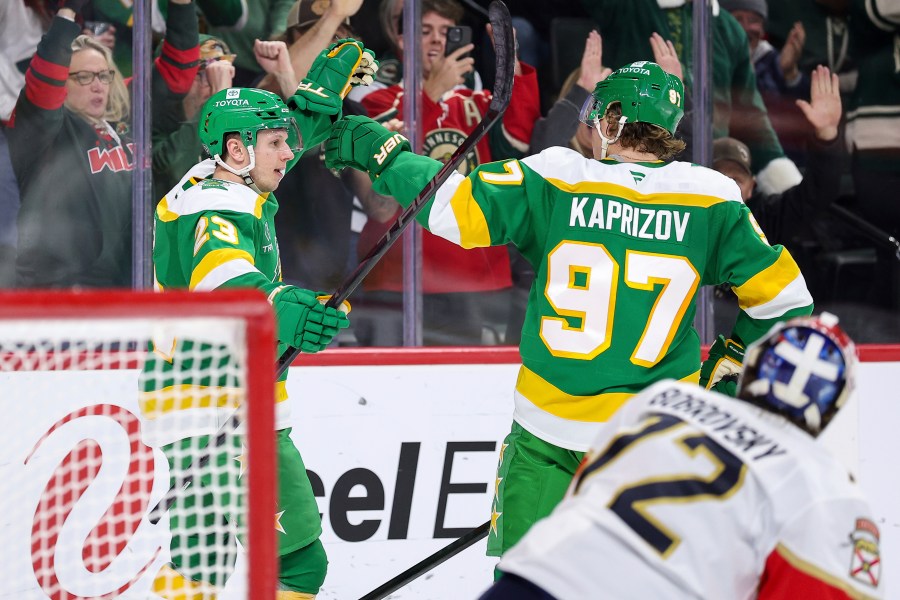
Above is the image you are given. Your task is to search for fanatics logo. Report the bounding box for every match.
[849,517,881,588]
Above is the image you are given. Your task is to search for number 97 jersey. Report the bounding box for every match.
[497,381,882,600]
[407,146,814,450]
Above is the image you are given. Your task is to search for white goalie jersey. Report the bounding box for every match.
[497,380,883,600]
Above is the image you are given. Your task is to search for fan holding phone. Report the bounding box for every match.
[352,0,540,348]
[444,25,472,58]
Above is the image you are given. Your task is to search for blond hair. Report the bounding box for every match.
[68,35,130,123]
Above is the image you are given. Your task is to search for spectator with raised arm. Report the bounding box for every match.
[721,0,812,166]
[152,34,236,201]
[353,0,541,346]
[255,0,391,297]
[7,0,199,288]
[0,0,51,287]
[195,0,295,87]
[579,0,804,194]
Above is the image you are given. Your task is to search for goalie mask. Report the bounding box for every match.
[199,88,302,187]
[737,312,857,437]
[579,61,685,158]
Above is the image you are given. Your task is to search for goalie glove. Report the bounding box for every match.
[325,115,410,177]
[269,286,350,353]
[292,39,377,116]
[699,335,745,397]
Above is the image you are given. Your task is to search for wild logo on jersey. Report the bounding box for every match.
[849,517,881,588]
[423,128,478,175]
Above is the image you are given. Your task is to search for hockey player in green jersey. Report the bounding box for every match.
[322,61,814,566]
[141,39,377,599]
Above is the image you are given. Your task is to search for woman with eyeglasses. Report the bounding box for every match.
[7,0,200,288]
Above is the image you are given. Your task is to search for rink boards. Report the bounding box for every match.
[1,346,897,599]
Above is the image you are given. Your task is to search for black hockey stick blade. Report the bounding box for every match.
[149,0,514,527]
[357,521,490,600]
[274,0,515,378]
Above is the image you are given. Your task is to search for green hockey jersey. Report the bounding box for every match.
[140,159,293,446]
[374,146,814,450]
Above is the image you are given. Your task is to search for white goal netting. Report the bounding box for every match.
[0,291,275,600]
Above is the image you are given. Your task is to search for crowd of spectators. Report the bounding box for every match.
[2,0,899,342]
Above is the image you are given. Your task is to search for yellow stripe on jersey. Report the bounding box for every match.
[545,178,730,209]
[189,248,255,290]
[733,249,802,311]
[140,381,289,419]
[449,177,491,248]
[253,194,267,218]
[156,196,179,223]
[515,365,701,422]
[161,185,268,220]
[139,384,244,418]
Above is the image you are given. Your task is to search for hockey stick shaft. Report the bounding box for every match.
[358,521,490,600]
[148,0,515,526]
[275,0,515,378]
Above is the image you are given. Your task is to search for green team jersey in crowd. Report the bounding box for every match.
[374,147,814,450]
[139,110,331,447]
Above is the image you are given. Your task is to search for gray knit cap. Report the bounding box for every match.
[719,0,768,20]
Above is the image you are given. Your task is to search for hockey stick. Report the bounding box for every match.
[275,0,515,377]
[148,0,515,525]
[358,521,490,600]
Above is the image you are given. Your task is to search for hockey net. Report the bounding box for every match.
[0,290,276,600]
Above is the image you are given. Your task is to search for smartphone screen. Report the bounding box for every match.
[445,25,473,57]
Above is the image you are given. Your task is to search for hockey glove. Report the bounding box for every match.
[699,335,745,396]
[292,39,378,116]
[271,286,350,353]
[324,115,410,177]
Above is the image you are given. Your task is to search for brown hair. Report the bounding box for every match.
[604,102,686,160]
[383,0,464,44]
[422,0,465,22]
[68,35,130,123]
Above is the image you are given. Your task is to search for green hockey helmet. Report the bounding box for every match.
[579,61,685,136]
[199,87,302,160]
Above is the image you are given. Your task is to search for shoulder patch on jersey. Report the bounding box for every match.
[199,179,229,191]
[849,518,881,588]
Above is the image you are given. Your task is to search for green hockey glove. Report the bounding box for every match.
[324,115,410,177]
[271,286,350,352]
[292,39,377,116]
[699,335,745,396]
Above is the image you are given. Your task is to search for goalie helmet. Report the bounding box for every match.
[199,87,302,161]
[579,61,685,136]
[737,312,857,437]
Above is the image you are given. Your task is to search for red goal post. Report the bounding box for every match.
[0,289,276,600]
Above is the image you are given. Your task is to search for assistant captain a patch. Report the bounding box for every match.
[849,517,881,588]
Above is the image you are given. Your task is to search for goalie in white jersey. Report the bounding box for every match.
[482,313,883,600]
